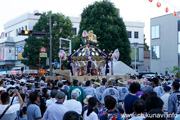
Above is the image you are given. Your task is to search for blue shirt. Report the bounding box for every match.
[124,94,139,114]
[27,103,42,120]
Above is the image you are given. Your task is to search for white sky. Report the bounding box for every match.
[1,0,180,46]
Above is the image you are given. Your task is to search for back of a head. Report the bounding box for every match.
[1,92,10,104]
[107,80,113,86]
[56,91,65,100]
[129,83,140,94]
[102,78,107,85]
[149,92,157,97]
[173,81,180,91]
[87,97,98,116]
[20,93,26,102]
[58,82,64,88]
[88,97,98,107]
[140,93,150,101]
[51,89,58,98]
[108,78,115,85]
[63,111,80,120]
[145,96,164,112]
[85,80,91,87]
[71,91,79,99]
[73,79,78,86]
[133,99,145,114]
[146,108,165,120]
[104,95,116,110]
[42,88,48,94]
[152,78,159,85]
[29,91,39,103]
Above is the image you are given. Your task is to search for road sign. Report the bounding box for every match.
[41,47,46,53]
[59,50,65,59]
[40,53,47,57]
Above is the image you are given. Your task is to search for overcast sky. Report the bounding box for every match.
[1,0,180,45]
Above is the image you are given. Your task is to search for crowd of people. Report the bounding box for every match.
[0,73,180,120]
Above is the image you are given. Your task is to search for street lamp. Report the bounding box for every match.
[133,42,138,72]
[34,11,53,76]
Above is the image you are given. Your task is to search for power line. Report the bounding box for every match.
[162,0,180,11]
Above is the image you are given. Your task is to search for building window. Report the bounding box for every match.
[134,32,138,39]
[151,25,160,39]
[127,31,132,38]
[73,28,77,35]
[152,45,160,59]
[5,33,7,37]
[25,26,27,30]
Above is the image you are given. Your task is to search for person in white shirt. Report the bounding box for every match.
[43,91,68,120]
[0,89,23,120]
[63,90,82,114]
[152,78,165,97]
[83,97,98,120]
[46,89,57,107]
[160,86,171,112]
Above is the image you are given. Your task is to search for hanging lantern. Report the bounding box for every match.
[149,0,153,2]
[173,11,177,16]
[165,7,169,13]
[157,2,161,7]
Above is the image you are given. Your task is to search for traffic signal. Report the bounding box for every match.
[18,30,48,36]
[18,30,33,36]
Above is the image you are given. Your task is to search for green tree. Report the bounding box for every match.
[76,0,131,65]
[22,11,74,68]
[144,34,149,51]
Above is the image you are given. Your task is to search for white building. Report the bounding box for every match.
[125,21,145,72]
[0,13,80,70]
[0,12,144,72]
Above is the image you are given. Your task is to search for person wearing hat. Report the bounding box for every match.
[43,91,68,120]
[116,79,129,102]
[68,79,86,104]
[94,80,100,89]
[82,95,99,116]
[160,86,171,112]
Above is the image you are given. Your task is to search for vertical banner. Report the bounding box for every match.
[17,46,23,60]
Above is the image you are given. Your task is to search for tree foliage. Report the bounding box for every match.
[144,34,149,51]
[76,0,131,65]
[22,11,74,67]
